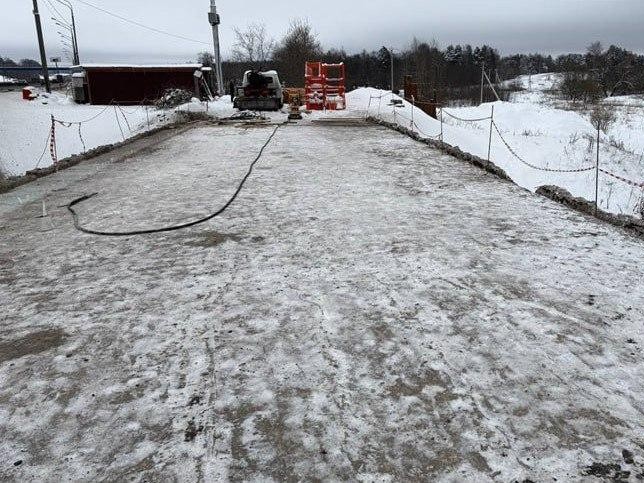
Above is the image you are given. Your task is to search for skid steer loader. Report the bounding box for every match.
[233,70,284,111]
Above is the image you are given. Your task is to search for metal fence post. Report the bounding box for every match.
[411,95,415,132]
[595,124,600,215]
[487,105,495,162]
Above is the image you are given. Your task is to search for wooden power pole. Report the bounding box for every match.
[32,0,51,93]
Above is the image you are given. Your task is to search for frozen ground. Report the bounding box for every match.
[1,121,644,481]
[349,83,644,218]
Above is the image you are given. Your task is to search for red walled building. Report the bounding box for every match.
[73,64,206,105]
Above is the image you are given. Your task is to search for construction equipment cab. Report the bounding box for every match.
[234,70,283,111]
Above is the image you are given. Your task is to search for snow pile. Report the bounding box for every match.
[0,75,20,84]
[175,96,237,118]
[346,87,644,218]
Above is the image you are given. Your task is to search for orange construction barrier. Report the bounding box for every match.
[305,62,346,111]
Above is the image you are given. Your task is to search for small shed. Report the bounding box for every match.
[74,64,205,105]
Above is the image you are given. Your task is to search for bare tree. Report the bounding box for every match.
[273,19,322,86]
[587,41,604,60]
[590,105,615,133]
[231,23,275,67]
[197,51,215,68]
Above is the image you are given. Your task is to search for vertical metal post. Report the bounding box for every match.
[193,73,201,99]
[208,0,224,96]
[480,63,485,105]
[595,124,600,215]
[440,107,444,142]
[390,49,394,94]
[32,0,51,93]
[411,95,415,131]
[488,105,495,162]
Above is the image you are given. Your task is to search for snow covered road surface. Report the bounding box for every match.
[1,121,644,481]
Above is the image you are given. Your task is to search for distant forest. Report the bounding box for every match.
[217,20,644,103]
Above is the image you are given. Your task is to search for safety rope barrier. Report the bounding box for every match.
[598,168,644,188]
[77,123,86,152]
[492,120,643,188]
[113,106,126,141]
[49,115,58,167]
[45,99,144,166]
[368,90,644,200]
[439,108,492,123]
[116,105,133,132]
[33,131,51,170]
[393,109,442,140]
[492,121,595,173]
[368,92,395,100]
[54,103,114,125]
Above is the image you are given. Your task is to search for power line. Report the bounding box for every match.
[44,0,68,25]
[69,0,210,46]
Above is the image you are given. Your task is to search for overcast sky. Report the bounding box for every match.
[1,0,643,63]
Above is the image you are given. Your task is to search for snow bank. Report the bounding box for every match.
[346,88,644,218]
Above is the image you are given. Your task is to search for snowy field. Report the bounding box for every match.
[348,79,644,218]
[0,90,166,176]
[1,121,643,481]
[0,90,236,177]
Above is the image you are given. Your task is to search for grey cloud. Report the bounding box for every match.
[1,0,642,62]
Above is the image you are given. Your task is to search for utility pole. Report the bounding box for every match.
[69,6,80,65]
[384,47,395,93]
[32,0,51,93]
[208,0,224,96]
[391,49,394,93]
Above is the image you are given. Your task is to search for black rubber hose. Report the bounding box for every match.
[67,124,280,237]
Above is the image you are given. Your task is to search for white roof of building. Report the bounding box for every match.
[75,64,203,69]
